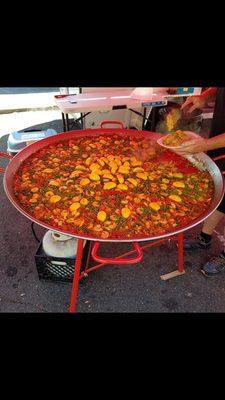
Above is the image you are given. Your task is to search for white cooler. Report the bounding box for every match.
[7,129,58,156]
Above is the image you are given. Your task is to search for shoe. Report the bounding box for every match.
[201,253,225,277]
[184,234,212,251]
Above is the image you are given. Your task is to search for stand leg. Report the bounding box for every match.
[84,241,93,273]
[177,233,184,272]
[160,234,185,280]
[150,107,157,131]
[62,113,66,132]
[142,107,147,130]
[69,239,84,313]
[65,114,69,131]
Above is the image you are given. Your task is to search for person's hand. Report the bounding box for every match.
[175,137,209,155]
[181,95,207,113]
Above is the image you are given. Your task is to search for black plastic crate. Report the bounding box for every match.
[35,240,91,283]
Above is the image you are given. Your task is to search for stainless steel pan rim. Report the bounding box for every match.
[3,128,225,243]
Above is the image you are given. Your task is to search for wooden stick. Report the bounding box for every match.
[160,270,185,281]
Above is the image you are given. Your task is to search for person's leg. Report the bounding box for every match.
[201,210,224,235]
[200,211,225,276]
[184,210,224,250]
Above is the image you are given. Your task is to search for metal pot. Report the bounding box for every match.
[156,101,203,134]
[0,122,224,243]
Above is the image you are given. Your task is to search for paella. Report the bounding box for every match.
[13,133,214,240]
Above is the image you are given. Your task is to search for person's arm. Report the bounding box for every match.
[181,87,217,113]
[206,132,225,151]
[201,87,217,102]
[201,87,217,98]
[175,131,225,155]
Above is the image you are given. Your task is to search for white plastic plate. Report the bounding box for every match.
[157,131,207,171]
[157,131,202,151]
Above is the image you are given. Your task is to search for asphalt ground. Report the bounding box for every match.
[1,119,225,313]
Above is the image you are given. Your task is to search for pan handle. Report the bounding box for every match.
[0,152,12,173]
[213,155,225,161]
[212,155,225,175]
[100,120,124,129]
[91,241,143,265]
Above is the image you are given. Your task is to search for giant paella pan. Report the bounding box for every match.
[1,121,224,242]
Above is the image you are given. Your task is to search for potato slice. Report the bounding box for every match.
[72,196,81,202]
[49,180,60,187]
[121,207,131,218]
[103,173,115,180]
[169,195,182,202]
[49,195,61,203]
[118,166,129,174]
[127,178,138,187]
[70,202,81,211]
[173,181,185,188]
[111,166,118,175]
[160,184,168,190]
[131,160,143,167]
[80,178,90,186]
[107,155,114,161]
[98,159,105,167]
[117,174,124,184]
[97,211,107,222]
[173,173,184,179]
[115,158,122,166]
[117,184,128,191]
[75,165,86,171]
[152,214,161,221]
[133,167,144,173]
[90,163,101,171]
[61,211,68,219]
[103,182,117,190]
[43,168,53,173]
[45,191,54,198]
[136,172,148,180]
[85,157,92,166]
[89,172,101,181]
[101,157,109,164]
[70,170,83,178]
[80,198,89,206]
[109,161,118,169]
[149,202,161,211]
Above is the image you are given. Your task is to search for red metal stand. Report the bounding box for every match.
[0,152,12,173]
[69,233,184,312]
[69,239,84,313]
[177,233,184,273]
